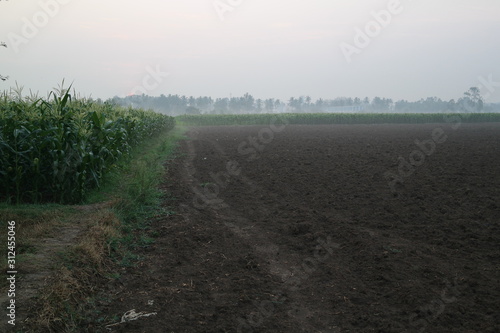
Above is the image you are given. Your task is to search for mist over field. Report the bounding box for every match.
[2,0,500,106]
[2,2,500,332]
[109,89,500,116]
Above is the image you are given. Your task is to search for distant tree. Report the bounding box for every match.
[371,97,393,111]
[315,98,324,110]
[288,97,301,112]
[447,99,456,111]
[195,96,213,111]
[1,42,8,81]
[394,100,410,112]
[255,99,262,113]
[274,99,282,112]
[298,96,304,110]
[214,98,228,112]
[242,93,255,112]
[228,97,240,112]
[460,87,483,112]
[181,95,187,106]
[264,98,274,112]
[371,97,382,110]
[187,96,196,107]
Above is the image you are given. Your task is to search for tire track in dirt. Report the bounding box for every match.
[183,129,343,332]
[100,124,500,332]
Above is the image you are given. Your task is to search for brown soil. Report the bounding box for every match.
[98,123,500,333]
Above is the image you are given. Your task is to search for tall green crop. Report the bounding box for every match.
[0,90,175,204]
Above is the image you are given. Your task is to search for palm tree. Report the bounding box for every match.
[460,87,483,113]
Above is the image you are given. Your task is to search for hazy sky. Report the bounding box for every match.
[1,0,500,102]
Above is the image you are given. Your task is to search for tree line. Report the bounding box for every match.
[109,87,499,116]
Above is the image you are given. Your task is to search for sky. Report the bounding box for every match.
[1,0,500,102]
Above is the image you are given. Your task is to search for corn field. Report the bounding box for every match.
[177,112,500,126]
[0,90,175,204]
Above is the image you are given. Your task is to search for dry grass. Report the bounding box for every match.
[0,205,69,279]
[72,209,121,267]
[0,203,124,332]
[0,126,184,332]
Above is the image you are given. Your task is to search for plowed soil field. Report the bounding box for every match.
[101,123,500,333]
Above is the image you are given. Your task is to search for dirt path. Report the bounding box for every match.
[99,124,500,333]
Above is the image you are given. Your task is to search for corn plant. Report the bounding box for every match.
[0,89,175,204]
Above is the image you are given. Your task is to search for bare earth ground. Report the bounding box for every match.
[98,123,499,333]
